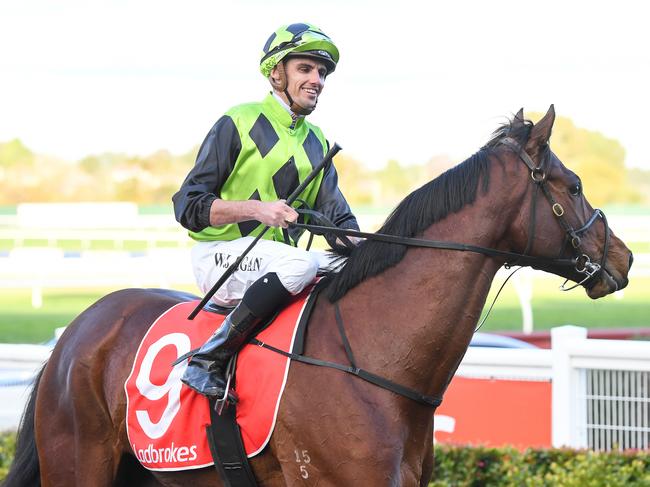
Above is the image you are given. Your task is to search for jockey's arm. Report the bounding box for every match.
[209,198,298,229]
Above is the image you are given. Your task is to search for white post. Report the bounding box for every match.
[31,285,43,309]
[551,325,588,448]
[432,415,456,445]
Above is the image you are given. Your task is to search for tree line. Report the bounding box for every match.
[1,115,648,208]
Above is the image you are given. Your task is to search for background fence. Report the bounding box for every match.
[551,326,649,451]
[435,326,650,452]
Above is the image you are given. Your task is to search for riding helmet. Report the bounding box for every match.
[260,23,339,78]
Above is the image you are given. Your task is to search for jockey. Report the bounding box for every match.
[172,23,360,398]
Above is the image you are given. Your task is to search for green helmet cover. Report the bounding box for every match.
[260,23,339,77]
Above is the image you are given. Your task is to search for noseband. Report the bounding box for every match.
[499,137,611,289]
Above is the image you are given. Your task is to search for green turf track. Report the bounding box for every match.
[1,275,648,344]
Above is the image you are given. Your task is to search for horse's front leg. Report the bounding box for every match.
[271,369,427,486]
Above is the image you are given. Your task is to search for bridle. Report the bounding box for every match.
[499,137,610,290]
[292,138,611,290]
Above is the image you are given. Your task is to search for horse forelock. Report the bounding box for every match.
[325,115,534,302]
[485,115,533,149]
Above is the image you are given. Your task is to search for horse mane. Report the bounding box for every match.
[325,114,534,302]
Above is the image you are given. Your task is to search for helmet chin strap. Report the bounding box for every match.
[269,62,315,116]
[284,89,315,116]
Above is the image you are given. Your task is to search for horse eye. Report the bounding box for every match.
[569,183,582,196]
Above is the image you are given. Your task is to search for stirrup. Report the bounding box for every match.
[215,355,238,415]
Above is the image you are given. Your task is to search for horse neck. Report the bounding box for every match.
[342,166,522,403]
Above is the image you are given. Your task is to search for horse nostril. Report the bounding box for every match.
[628,253,634,269]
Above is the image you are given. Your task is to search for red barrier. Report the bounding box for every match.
[499,328,650,349]
[434,376,552,450]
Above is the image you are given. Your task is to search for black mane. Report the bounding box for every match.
[325,115,533,302]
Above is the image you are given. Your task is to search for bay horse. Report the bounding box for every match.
[4,106,633,486]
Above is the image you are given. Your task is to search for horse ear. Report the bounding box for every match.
[511,108,525,128]
[528,104,555,148]
[515,108,524,121]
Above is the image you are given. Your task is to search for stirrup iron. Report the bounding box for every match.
[215,355,238,415]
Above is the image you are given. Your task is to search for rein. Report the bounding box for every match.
[292,222,578,269]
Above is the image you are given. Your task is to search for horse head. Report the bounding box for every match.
[499,105,632,299]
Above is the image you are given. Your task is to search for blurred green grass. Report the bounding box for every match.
[0,285,199,343]
[478,274,649,331]
[0,275,648,343]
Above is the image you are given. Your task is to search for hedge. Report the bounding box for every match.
[0,431,15,480]
[431,444,650,486]
[1,431,648,484]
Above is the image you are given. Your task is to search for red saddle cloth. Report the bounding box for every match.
[124,290,312,471]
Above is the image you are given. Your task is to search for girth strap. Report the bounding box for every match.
[206,392,258,486]
[250,301,442,409]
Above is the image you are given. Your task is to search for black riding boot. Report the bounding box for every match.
[181,272,291,398]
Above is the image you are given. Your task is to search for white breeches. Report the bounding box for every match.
[191,237,340,307]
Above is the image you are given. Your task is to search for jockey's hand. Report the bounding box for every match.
[335,236,364,248]
[347,236,364,246]
[257,200,298,229]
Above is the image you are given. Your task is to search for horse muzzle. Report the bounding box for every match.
[583,253,632,299]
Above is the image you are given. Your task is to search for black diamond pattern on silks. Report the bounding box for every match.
[302,129,324,169]
[286,23,309,35]
[249,114,279,158]
[238,190,262,237]
[262,33,276,53]
[272,156,300,200]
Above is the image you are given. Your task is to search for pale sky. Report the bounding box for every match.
[1,0,649,170]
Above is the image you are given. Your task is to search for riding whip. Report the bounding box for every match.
[187,142,342,319]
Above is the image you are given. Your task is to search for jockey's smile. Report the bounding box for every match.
[273,57,327,114]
